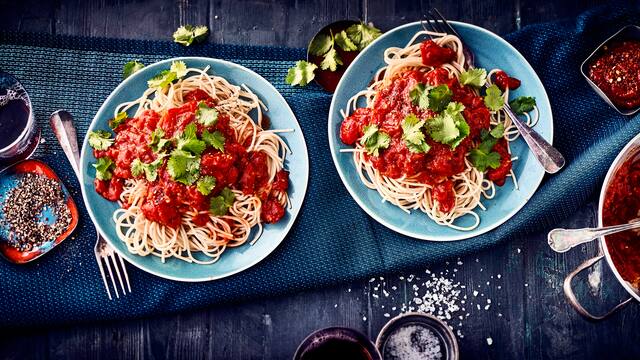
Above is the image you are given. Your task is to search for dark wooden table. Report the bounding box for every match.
[1,0,639,359]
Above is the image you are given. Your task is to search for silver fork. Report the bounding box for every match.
[49,110,132,300]
[422,9,566,174]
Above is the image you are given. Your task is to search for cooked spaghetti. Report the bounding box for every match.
[339,31,539,231]
[89,62,291,264]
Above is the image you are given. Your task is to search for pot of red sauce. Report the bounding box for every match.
[562,133,640,320]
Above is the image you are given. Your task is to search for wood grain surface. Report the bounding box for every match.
[0,0,638,359]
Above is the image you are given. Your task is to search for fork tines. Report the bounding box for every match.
[96,251,131,300]
[423,8,461,38]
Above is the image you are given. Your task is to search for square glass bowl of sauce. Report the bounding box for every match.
[580,25,640,116]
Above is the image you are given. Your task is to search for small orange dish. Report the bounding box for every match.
[0,159,78,263]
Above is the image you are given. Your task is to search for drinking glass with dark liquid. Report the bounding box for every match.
[294,327,382,360]
[0,71,40,168]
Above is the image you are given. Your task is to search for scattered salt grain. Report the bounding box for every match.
[487,337,493,346]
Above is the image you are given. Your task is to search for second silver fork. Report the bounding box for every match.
[422,8,566,174]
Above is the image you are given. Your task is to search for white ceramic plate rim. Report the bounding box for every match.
[80,56,310,282]
[328,21,553,241]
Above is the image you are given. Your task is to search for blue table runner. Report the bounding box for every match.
[0,5,638,327]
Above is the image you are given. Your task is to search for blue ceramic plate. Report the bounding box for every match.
[80,57,309,281]
[328,22,553,241]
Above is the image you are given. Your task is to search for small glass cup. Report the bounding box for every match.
[0,71,40,169]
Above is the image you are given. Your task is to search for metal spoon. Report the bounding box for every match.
[548,220,640,253]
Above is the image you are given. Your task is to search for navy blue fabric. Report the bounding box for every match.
[0,5,639,328]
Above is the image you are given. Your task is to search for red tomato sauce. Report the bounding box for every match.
[602,150,640,289]
[588,40,640,110]
[93,90,289,228]
[339,41,512,213]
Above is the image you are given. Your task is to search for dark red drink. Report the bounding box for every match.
[0,71,39,167]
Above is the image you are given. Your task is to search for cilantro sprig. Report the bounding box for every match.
[345,22,382,50]
[210,187,236,216]
[509,96,536,114]
[401,114,430,154]
[469,124,505,172]
[428,102,469,149]
[409,83,431,109]
[285,60,318,86]
[109,112,128,129]
[360,124,390,156]
[196,176,217,196]
[173,25,209,46]
[484,84,504,111]
[131,157,164,181]
[149,128,171,153]
[167,123,205,185]
[410,83,453,112]
[459,68,487,87]
[202,130,225,152]
[196,102,219,126]
[88,130,114,151]
[123,60,145,80]
[93,157,115,181]
[148,61,189,89]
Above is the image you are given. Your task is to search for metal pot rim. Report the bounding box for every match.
[597,131,640,302]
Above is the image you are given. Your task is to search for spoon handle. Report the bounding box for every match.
[548,220,640,253]
[49,110,81,179]
[506,106,565,174]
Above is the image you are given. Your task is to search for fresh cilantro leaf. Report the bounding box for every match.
[428,102,469,149]
[123,60,145,80]
[130,158,162,181]
[489,123,505,139]
[484,84,504,111]
[451,118,470,149]
[469,148,501,172]
[88,130,114,150]
[401,114,430,153]
[195,102,218,126]
[509,96,536,114]
[407,141,431,153]
[149,128,170,153]
[459,68,487,87]
[334,30,357,51]
[167,149,200,185]
[309,34,333,56]
[209,187,236,216]
[345,23,382,50]
[92,157,114,181]
[196,176,217,196]
[109,112,128,129]
[202,130,225,152]
[148,70,177,89]
[173,25,209,46]
[410,83,430,109]
[285,60,317,87]
[427,84,453,112]
[360,124,390,156]
[320,47,343,72]
[130,158,145,177]
[177,123,206,155]
[170,60,188,78]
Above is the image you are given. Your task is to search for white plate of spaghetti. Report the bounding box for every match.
[80,57,308,281]
[328,21,553,241]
